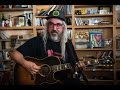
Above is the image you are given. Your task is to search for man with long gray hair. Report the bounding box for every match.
[9,10,86,86]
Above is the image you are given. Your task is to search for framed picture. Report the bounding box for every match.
[0,51,4,60]
[18,16,25,26]
[89,31,104,48]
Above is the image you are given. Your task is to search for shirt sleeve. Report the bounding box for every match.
[16,37,36,57]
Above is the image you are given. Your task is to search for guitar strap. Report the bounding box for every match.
[66,39,79,66]
[66,39,88,85]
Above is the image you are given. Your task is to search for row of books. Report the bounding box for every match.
[35,18,47,26]
[75,6,111,15]
[75,17,111,26]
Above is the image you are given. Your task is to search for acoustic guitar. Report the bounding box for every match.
[14,56,73,85]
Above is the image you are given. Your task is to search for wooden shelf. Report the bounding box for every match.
[74,14,113,17]
[74,5,112,8]
[85,68,114,71]
[0,69,11,72]
[0,39,28,42]
[73,5,116,85]
[36,25,72,29]
[75,48,113,51]
[35,16,47,18]
[0,8,33,11]
[0,26,33,30]
[0,60,10,62]
[36,15,72,18]
[74,25,113,28]
[116,25,120,28]
[87,79,113,82]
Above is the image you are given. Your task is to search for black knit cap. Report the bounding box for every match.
[46,10,66,21]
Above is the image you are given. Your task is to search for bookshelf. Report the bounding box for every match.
[0,5,120,85]
[114,5,120,85]
[72,5,115,85]
[0,5,33,85]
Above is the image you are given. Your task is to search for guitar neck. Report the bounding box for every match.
[52,63,72,72]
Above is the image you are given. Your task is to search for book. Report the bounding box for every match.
[18,16,25,26]
[89,31,104,48]
[0,51,4,60]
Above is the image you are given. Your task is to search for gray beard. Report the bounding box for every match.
[49,34,60,42]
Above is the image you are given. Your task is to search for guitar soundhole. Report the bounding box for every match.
[38,64,51,77]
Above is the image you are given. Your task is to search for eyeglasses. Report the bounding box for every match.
[48,22,63,28]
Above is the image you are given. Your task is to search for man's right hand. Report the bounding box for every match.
[23,60,41,75]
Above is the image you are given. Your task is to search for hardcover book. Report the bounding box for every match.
[89,31,104,48]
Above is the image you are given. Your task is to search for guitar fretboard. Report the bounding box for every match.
[51,63,72,72]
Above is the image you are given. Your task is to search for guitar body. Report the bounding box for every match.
[14,56,72,85]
